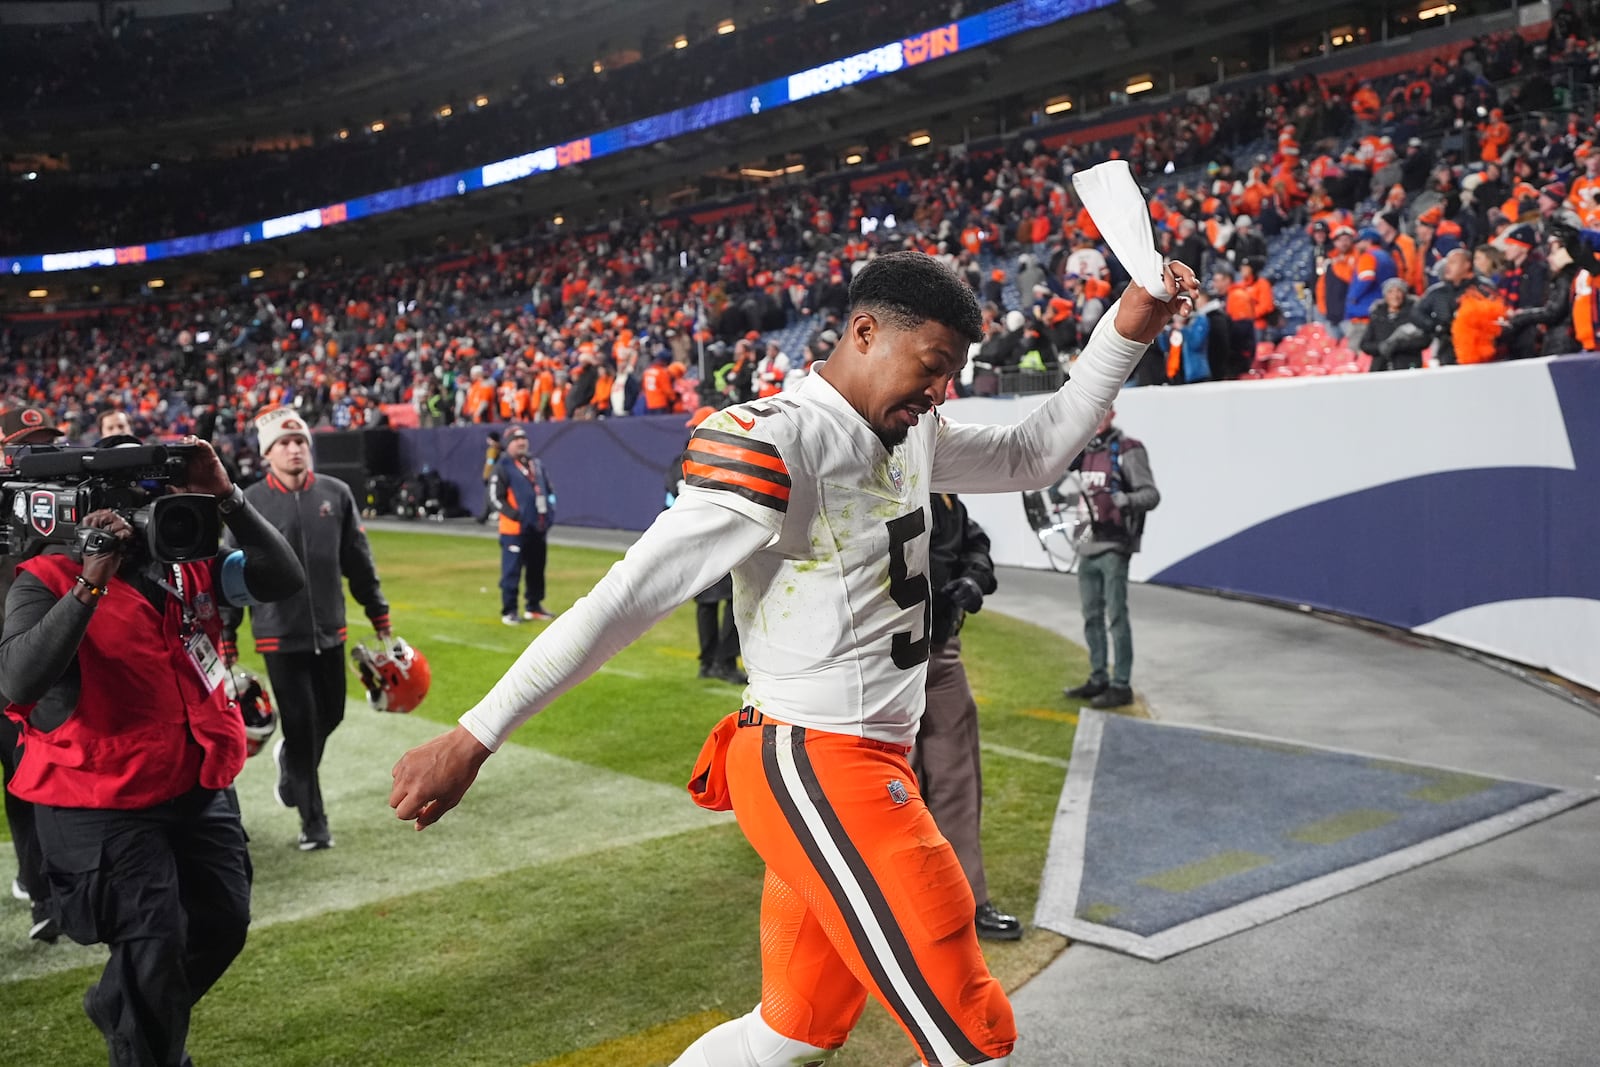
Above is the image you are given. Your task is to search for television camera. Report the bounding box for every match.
[3,443,222,563]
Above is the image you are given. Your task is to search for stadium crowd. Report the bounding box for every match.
[1,0,970,255]
[4,10,1600,452]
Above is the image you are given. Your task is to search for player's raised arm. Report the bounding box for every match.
[930,263,1197,493]
[388,493,776,829]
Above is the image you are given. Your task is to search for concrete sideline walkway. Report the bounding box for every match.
[993,571,1600,1067]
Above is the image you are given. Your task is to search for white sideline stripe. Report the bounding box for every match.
[428,632,643,677]
[1031,710,1103,938]
[773,725,960,1067]
[980,741,1070,770]
[430,633,507,653]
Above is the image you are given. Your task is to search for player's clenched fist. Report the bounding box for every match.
[390,725,493,829]
[1114,261,1201,344]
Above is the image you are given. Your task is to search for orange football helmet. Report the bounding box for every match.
[351,637,431,714]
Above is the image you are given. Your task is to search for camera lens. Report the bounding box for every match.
[141,496,222,563]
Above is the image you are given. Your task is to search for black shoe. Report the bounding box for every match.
[697,663,714,679]
[272,738,295,810]
[29,901,59,944]
[298,820,334,851]
[1063,678,1108,700]
[975,901,1023,941]
[713,661,749,686]
[1089,685,1134,709]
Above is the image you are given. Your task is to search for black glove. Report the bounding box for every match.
[940,576,985,614]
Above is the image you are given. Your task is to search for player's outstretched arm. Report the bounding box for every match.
[931,262,1198,493]
[388,494,775,829]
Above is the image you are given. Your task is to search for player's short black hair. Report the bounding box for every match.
[848,251,983,345]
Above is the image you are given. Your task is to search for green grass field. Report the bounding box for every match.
[0,528,1090,1066]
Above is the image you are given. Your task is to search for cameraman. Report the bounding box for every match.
[0,406,68,942]
[0,437,303,1066]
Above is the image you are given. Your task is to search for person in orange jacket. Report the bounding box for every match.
[1479,108,1511,163]
[641,350,681,414]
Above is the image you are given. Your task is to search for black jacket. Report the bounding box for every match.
[1411,278,1469,365]
[1507,262,1577,357]
[928,493,997,647]
[1361,295,1429,370]
[220,472,388,654]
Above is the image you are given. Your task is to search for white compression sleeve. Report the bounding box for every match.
[458,494,776,751]
[929,309,1147,493]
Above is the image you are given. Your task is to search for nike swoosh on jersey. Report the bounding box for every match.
[686,428,791,511]
[729,413,756,430]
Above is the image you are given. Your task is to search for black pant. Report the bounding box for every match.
[0,712,49,909]
[696,600,739,669]
[263,648,349,832]
[36,787,251,1067]
[499,528,548,614]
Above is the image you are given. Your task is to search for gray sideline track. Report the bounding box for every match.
[994,573,1600,1067]
[375,521,1600,1065]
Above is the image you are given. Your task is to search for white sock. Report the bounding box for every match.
[669,1006,836,1067]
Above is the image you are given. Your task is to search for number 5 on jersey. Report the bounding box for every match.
[886,510,931,670]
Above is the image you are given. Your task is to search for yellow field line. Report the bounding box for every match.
[528,1010,730,1067]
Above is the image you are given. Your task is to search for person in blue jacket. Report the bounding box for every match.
[489,427,557,624]
[1344,228,1397,352]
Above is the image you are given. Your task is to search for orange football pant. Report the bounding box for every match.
[721,716,1015,1065]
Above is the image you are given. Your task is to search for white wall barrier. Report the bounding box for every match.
[947,355,1600,693]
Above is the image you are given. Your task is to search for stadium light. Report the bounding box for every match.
[475,95,489,107]
[784,163,805,174]
[1418,3,1455,18]
[27,289,46,298]
[438,105,453,118]
[717,18,735,34]
[248,269,265,279]
[147,279,165,289]
[553,215,565,226]
[1045,95,1073,115]
[593,60,604,73]
[23,171,37,181]
[673,35,688,49]
[337,129,349,140]
[845,153,863,165]
[1126,77,1154,94]
[908,130,932,147]
[369,121,386,133]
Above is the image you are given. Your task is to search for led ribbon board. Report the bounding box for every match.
[3,0,1119,275]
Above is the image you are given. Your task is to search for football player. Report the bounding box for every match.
[392,252,1198,1066]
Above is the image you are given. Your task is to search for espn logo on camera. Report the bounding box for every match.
[26,490,57,536]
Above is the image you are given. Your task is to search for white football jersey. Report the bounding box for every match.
[681,377,940,744]
[459,315,1146,753]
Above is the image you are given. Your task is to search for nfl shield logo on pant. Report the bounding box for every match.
[887,779,910,805]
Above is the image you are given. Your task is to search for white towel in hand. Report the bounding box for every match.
[1070,160,1173,300]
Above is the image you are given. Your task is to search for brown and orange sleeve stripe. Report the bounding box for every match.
[685,428,791,513]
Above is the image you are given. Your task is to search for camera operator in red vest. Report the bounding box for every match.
[0,436,303,1067]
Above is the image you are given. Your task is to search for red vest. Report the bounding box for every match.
[5,554,245,809]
